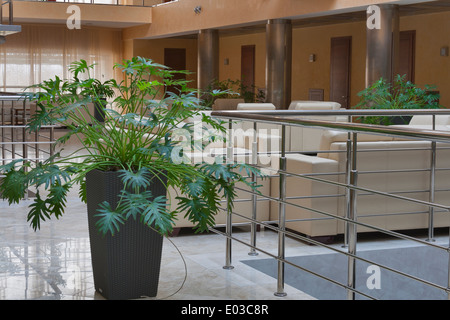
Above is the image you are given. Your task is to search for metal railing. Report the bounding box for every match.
[0,0,14,25]
[0,94,56,171]
[210,108,450,300]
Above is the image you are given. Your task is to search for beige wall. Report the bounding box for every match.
[401,11,450,108]
[124,0,402,40]
[291,21,366,108]
[212,11,450,108]
[219,32,266,91]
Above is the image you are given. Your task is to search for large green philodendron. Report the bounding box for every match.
[0,57,263,236]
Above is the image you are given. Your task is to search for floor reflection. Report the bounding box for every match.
[0,198,96,300]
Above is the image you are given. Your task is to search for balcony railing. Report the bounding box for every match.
[0,94,56,175]
[210,108,450,300]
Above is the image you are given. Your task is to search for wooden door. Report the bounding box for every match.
[398,30,416,82]
[164,48,186,94]
[330,36,352,108]
[241,45,256,97]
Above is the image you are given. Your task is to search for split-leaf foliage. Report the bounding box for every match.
[0,57,264,236]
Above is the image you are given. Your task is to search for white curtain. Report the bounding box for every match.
[0,24,123,93]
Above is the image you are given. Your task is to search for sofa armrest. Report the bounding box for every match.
[270,153,340,236]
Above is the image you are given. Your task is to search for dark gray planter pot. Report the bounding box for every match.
[85,169,165,300]
[94,98,106,123]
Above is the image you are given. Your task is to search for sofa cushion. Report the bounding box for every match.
[290,101,341,110]
[236,103,276,110]
[409,114,450,126]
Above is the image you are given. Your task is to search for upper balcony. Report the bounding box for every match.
[10,0,173,28]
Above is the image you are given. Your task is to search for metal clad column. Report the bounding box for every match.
[266,19,292,109]
[198,29,219,96]
[365,4,399,87]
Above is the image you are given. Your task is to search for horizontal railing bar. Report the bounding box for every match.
[246,162,450,211]
[208,224,376,300]
[213,108,450,117]
[0,125,58,129]
[237,183,449,250]
[223,210,449,295]
[0,141,54,145]
[282,168,450,211]
[212,111,450,143]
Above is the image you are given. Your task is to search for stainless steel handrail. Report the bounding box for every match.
[210,108,450,300]
[0,95,56,174]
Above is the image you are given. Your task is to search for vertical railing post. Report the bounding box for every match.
[223,119,234,270]
[343,124,352,248]
[274,124,287,297]
[249,121,259,256]
[9,0,13,25]
[1,101,4,165]
[347,132,358,300]
[447,229,450,300]
[427,114,436,242]
[50,126,55,158]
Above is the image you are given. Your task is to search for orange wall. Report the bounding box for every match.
[219,32,266,91]
[212,11,450,108]
[401,11,450,108]
[124,0,399,40]
[291,21,366,108]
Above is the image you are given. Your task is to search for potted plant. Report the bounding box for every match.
[91,78,115,122]
[354,74,442,125]
[0,57,262,300]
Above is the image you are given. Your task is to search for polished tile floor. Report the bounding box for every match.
[0,129,449,300]
[0,195,314,300]
[1,188,449,300]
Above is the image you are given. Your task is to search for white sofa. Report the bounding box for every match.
[269,114,450,238]
[171,101,349,233]
[288,101,347,152]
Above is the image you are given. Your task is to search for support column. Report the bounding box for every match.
[266,19,292,109]
[365,4,399,87]
[198,29,219,96]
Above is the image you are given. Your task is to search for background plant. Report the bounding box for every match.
[0,57,262,236]
[354,74,442,125]
[202,78,266,109]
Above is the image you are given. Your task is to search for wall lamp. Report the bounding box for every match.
[194,6,202,14]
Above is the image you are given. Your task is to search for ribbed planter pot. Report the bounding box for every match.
[93,98,107,123]
[85,169,165,300]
